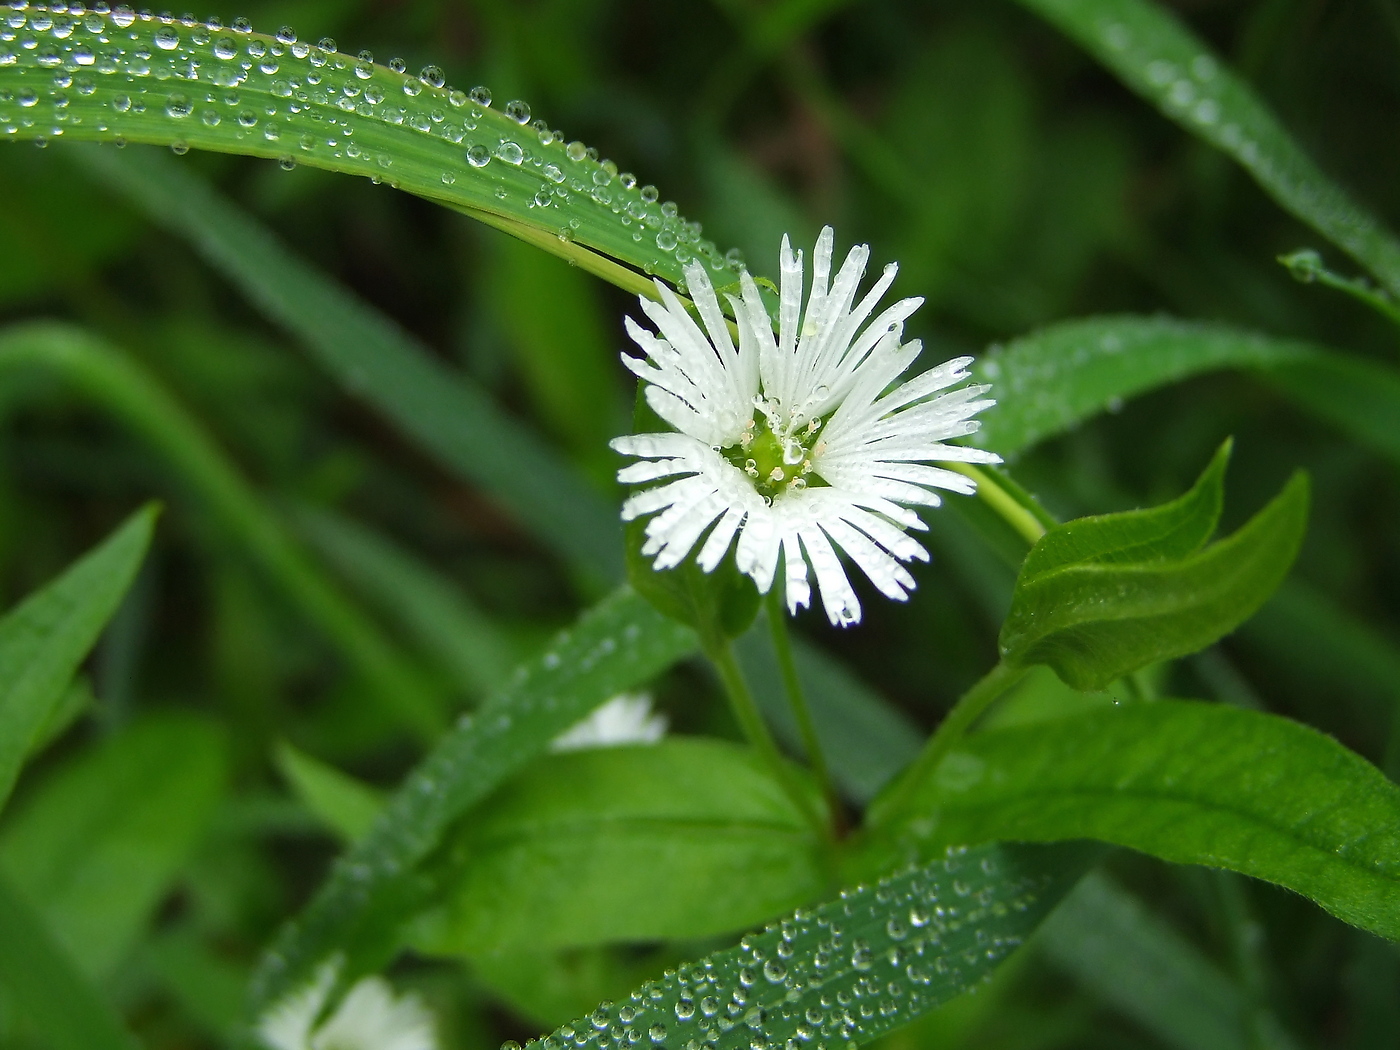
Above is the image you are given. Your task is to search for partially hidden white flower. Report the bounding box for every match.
[257,960,437,1050]
[551,692,668,751]
[611,226,1001,627]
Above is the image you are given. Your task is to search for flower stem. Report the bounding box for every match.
[706,636,831,844]
[765,591,847,837]
[874,660,1028,824]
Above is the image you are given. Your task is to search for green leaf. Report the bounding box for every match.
[0,503,155,812]
[0,871,141,1050]
[1013,0,1400,299]
[249,586,698,1012]
[1000,469,1309,690]
[0,714,228,979]
[2,11,731,293]
[527,841,1097,1050]
[414,739,825,954]
[972,315,1400,467]
[1017,438,1230,577]
[72,144,626,585]
[971,316,1306,457]
[886,701,1400,942]
[275,741,386,845]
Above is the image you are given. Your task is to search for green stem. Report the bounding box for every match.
[950,464,1049,546]
[765,592,846,837]
[707,635,831,844]
[0,322,445,741]
[873,660,1029,824]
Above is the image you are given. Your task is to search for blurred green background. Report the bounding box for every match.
[1,0,1398,1047]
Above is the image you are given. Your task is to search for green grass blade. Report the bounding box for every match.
[0,321,445,737]
[0,871,142,1050]
[0,502,155,812]
[975,315,1400,467]
[1041,872,1259,1050]
[249,586,697,1011]
[71,144,625,583]
[882,701,1400,941]
[0,7,733,292]
[0,715,227,979]
[294,507,521,698]
[1014,0,1400,299]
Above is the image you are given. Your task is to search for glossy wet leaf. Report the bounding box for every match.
[528,842,1097,1050]
[0,715,228,979]
[1015,0,1400,298]
[0,503,155,812]
[0,8,734,292]
[250,587,697,1010]
[1001,470,1309,690]
[883,702,1400,941]
[414,740,825,953]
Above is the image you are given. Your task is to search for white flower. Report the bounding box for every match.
[611,226,1001,626]
[551,692,668,751]
[257,961,437,1050]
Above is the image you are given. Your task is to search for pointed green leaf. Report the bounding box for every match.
[1001,471,1309,690]
[275,741,386,846]
[0,504,156,812]
[884,701,1400,942]
[528,842,1097,1050]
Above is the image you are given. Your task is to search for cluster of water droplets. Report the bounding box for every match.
[505,845,1054,1050]
[0,0,743,280]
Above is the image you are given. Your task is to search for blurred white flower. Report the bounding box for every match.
[257,960,437,1050]
[612,226,1000,626]
[551,693,668,751]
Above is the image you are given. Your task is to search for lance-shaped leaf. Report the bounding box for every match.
[523,842,1098,1050]
[1000,459,1309,690]
[879,702,1400,943]
[0,504,156,812]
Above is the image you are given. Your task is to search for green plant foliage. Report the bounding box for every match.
[415,739,825,953]
[0,503,155,811]
[528,841,1097,1050]
[250,587,697,1010]
[1040,872,1277,1050]
[1015,0,1400,299]
[73,145,626,582]
[0,872,141,1050]
[1000,463,1309,690]
[274,740,385,844]
[881,702,1400,941]
[0,715,227,979]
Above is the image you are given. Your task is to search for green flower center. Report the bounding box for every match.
[720,410,828,501]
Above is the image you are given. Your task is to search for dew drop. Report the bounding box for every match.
[153,25,178,49]
[656,230,678,251]
[111,5,136,28]
[419,64,444,88]
[469,84,491,106]
[274,25,295,44]
[165,92,191,117]
[465,143,490,167]
[648,1025,667,1044]
[495,139,523,164]
[675,999,695,1022]
[504,98,530,123]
